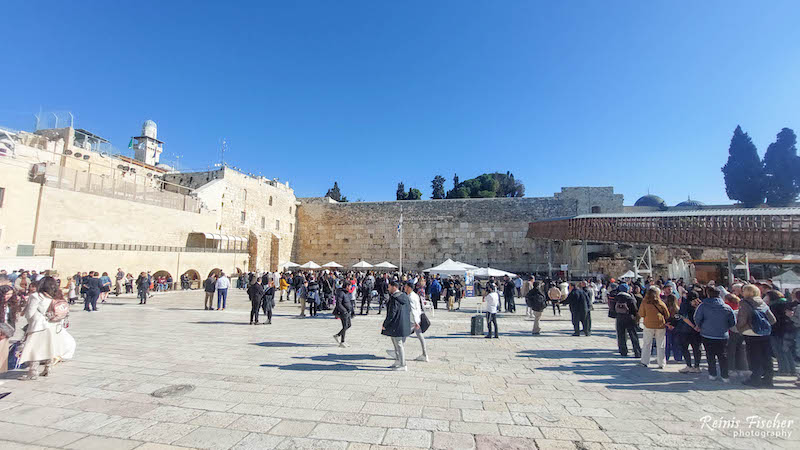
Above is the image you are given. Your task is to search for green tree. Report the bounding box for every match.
[406,188,422,200]
[325,181,348,202]
[721,125,764,207]
[446,172,524,198]
[396,182,407,200]
[763,128,800,206]
[453,173,459,189]
[431,175,446,199]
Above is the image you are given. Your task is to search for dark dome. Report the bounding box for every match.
[634,194,667,208]
[676,199,705,208]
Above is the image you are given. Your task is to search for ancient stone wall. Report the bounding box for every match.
[296,195,593,273]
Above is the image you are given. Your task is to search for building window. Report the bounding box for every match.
[0,187,4,208]
[269,196,273,206]
[276,219,280,231]
[289,206,292,214]
[591,206,601,214]
[289,223,293,232]
[241,211,246,223]
[261,217,265,229]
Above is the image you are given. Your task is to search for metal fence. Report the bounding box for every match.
[34,163,201,213]
[52,241,248,254]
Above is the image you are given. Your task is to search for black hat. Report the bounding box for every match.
[404,280,415,288]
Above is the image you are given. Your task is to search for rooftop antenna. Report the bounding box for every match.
[174,153,183,172]
[219,138,228,167]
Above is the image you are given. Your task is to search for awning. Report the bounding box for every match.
[192,232,247,242]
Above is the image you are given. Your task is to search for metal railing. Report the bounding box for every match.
[32,163,201,213]
[52,241,248,254]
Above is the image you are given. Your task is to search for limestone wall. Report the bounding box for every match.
[297,196,583,273]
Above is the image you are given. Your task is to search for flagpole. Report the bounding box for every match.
[399,208,403,274]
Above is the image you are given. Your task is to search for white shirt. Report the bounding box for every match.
[408,291,422,325]
[484,292,500,314]
[215,276,231,290]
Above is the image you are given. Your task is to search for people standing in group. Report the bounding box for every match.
[526,280,547,335]
[694,285,737,382]
[562,283,591,336]
[247,277,265,325]
[613,284,641,358]
[638,286,669,368]
[502,276,516,313]
[333,279,353,348]
[382,280,412,371]
[404,281,429,362]
[738,284,777,387]
[676,290,703,373]
[724,293,748,377]
[82,271,101,312]
[215,271,230,310]
[764,290,797,377]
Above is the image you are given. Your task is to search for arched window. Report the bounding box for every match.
[591,206,601,214]
[269,196,273,206]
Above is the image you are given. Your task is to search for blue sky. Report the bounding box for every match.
[2,1,799,204]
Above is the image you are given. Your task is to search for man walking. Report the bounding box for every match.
[563,283,591,336]
[382,281,412,371]
[203,274,216,310]
[404,281,429,362]
[248,277,265,324]
[333,280,353,348]
[216,271,230,310]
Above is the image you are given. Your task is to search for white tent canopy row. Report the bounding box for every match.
[473,267,518,278]
[424,259,472,276]
[352,261,373,268]
[618,270,643,279]
[322,261,343,268]
[374,261,397,269]
[299,261,322,269]
[279,262,299,269]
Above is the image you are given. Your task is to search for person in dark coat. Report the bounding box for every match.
[526,281,547,335]
[613,285,641,357]
[261,280,276,324]
[136,272,149,306]
[562,283,591,336]
[333,280,353,347]
[382,280,412,371]
[247,278,265,324]
[503,276,516,313]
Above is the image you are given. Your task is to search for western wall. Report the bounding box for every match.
[296,187,624,273]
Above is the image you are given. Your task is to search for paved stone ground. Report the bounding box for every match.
[1,288,799,450]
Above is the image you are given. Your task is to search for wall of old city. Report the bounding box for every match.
[296,189,622,273]
[164,167,298,272]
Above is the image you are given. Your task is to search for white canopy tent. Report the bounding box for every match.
[279,261,300,270]
[374,261,398,269]
[424,259,469,276]
[772,270,800,290]
[456,261,479,270]
[299,261,322,270]
[618,270,642,279]
[322,261,343,268]
[352,261,373,269]
[473,267,518,278]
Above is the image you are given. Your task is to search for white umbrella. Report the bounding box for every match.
[618,270,641,279]
[299,261,322,270]
[424,259,469,276]
[322,261,343,268]
[353,261,373,268]
[374,261,398,269]
[279,261,299,269]
[474,267,517,278]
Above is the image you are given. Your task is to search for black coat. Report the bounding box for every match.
[382,291,412,337]
[526,290,547,312]
[262,286,275,310]
[563,288,590,315]
[335,288,353,317]
[503,281,515,298]
[247,283,265,304]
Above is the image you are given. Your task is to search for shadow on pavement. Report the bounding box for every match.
[191,321,251,325]
[251,342,327,348]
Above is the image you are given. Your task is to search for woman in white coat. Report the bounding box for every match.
[19,277,75,380]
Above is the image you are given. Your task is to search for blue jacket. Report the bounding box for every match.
[694,297,736,340]
[429,280,442,296]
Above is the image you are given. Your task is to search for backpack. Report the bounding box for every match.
[614,296,631,315]
[749,302,772,336]
[47,297,70,323]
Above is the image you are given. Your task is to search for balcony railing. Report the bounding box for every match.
[52,241,248,254]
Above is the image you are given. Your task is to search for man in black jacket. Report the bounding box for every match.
[562,283,590,336]
[613,284,641,357]
[248,278,265,324]
[503,276,516,313]
[333,280,353,348]
[83,272,101,312]
[203,275,216,310]
[382,281,412,371]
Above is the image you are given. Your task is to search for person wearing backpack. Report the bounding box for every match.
[737,284,777,387]
[613,284,641,358]
[527,281,547,335]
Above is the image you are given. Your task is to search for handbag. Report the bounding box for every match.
[419,313,431,333]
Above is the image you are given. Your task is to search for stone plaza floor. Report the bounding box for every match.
[1,288,799,450]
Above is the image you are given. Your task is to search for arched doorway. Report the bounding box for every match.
[152,270,173,291]
[182,269,201,290]
[208,268,222,278]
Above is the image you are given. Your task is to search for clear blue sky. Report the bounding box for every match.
[2,1,799,204]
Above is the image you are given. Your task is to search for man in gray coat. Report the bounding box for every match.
[382,280,412,371]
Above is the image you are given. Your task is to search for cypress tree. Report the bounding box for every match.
[721,125,765,207]
[763,128,800,206]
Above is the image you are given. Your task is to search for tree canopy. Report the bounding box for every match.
[396,182,406,200]
[445,172,525,199]
[431,175,446,199]
[721,125,764,207]
[325,181,348,202]
[763,127,800,206]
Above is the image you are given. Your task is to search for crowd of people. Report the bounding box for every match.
[3,264,800,384]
